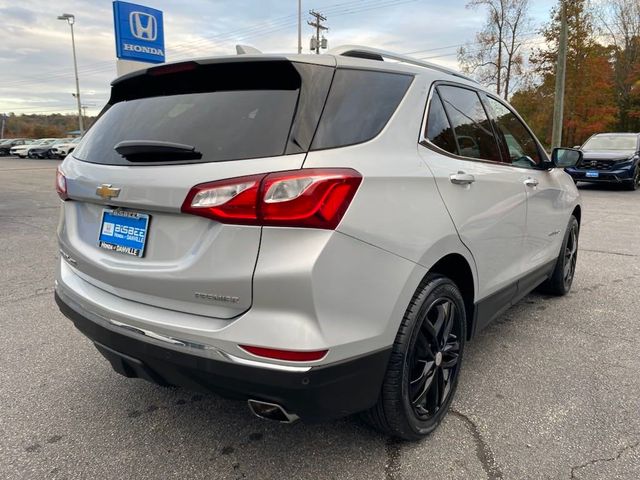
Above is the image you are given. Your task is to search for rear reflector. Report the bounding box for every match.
[181,168,362,229]
[55,167,68,200]
[240,345,328,362]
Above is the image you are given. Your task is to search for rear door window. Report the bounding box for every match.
[311,69,413,150]
[437,85,502,163]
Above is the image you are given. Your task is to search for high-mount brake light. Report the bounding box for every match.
[240,345,328,362]
[55,167,68,200]
[181,169,362,230]
[148,61,198,76]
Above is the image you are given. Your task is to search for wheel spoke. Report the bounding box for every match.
[441,303,455,346]
[410,360,435,386]
[411,365,437,407]
[431,302,448,338]
[436,368,446,408]
[415,330,435,360]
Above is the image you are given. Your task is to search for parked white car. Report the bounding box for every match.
[11,138,58,158]
[51,137,81,159]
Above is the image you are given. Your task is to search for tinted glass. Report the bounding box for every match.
[437,85,501,162]
[74,90,299,165]
[582,135,638,151]
[311,69,413,150]
[485,96,542,168]
[425,91,457,154]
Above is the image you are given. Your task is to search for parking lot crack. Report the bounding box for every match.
[450,410,503,480]
[581,248,638,258]
[569,441,639,478]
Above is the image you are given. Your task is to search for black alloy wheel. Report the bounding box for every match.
[408,298,461,421]
[563,221,578,290]
[538,215,579,296]
[363,274,466,440]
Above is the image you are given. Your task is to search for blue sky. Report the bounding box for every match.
[0,0,557,116]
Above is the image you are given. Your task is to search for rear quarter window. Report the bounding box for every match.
[311,69,413,150]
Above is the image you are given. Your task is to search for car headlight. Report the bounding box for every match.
[616,156,638,167]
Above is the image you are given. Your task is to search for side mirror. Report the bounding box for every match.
[551,147,582,168]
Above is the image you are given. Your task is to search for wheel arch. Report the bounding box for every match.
[427,253,475,341]
[572,204,581,225]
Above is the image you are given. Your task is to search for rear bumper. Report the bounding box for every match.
[55,291,391,422]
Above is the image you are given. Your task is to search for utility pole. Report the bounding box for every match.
[308,10,328,54]
[551,0,568,149]
[297,0,302,54]
[0,114,6,140]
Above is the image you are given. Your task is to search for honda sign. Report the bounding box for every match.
[113,1,165,64]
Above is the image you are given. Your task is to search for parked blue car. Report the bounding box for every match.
[565,133,640,190]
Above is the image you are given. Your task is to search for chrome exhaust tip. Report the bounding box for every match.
[248,399,299,424]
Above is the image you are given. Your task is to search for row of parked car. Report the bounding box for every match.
[0,137,81,159]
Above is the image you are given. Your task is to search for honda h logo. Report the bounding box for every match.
[114,1,165,63]
[129,11,157,41]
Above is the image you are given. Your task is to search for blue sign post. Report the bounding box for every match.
[113,1,165,64]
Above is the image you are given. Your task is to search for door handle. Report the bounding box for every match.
[450,172,475,185]
[524,178,539,187]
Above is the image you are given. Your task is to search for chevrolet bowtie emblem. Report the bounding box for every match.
[96,184,121,200]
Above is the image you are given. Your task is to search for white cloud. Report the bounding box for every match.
[0,0,556,115]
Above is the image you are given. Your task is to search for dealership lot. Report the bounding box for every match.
[1,157,638,479]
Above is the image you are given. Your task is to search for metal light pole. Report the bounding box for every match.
[297,0,302,54]
[57,13,84,134]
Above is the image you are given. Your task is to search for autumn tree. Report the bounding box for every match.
[458,0,531,99]
[599,0,640,131]
[512,0,617,147]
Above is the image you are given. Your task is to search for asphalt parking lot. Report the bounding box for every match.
[1,156,638,480]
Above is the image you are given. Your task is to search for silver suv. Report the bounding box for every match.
[55,46,582,440]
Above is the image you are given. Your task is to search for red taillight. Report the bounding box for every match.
[181,174,264,225]
[181,168,362,229]
[56,167,68,200]
[240,345,328,362]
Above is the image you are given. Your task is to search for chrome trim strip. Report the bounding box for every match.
[220,352,312,373]
[107,319,312,372]
[107,319,209,348]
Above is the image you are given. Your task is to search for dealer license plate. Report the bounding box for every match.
[98,209,150,257]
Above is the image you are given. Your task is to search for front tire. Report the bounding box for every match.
[364,274,466,440]
[538,216,579,295]
[624,168,639,191]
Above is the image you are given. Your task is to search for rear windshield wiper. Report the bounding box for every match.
[114,140,202,162]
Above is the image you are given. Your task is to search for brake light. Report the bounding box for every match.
[181,168,362,229]
[148,61,198,76]
[240,345,328,362]
[55,167,68,200]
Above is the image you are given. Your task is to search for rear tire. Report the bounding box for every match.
[538,216,579,296]
[363,274,466,440]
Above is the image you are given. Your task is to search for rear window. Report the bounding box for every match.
[73,61,333,165]
[311,69,413,150]
[74,90,298,164]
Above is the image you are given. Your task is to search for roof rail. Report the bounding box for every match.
[328,45,478,84]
